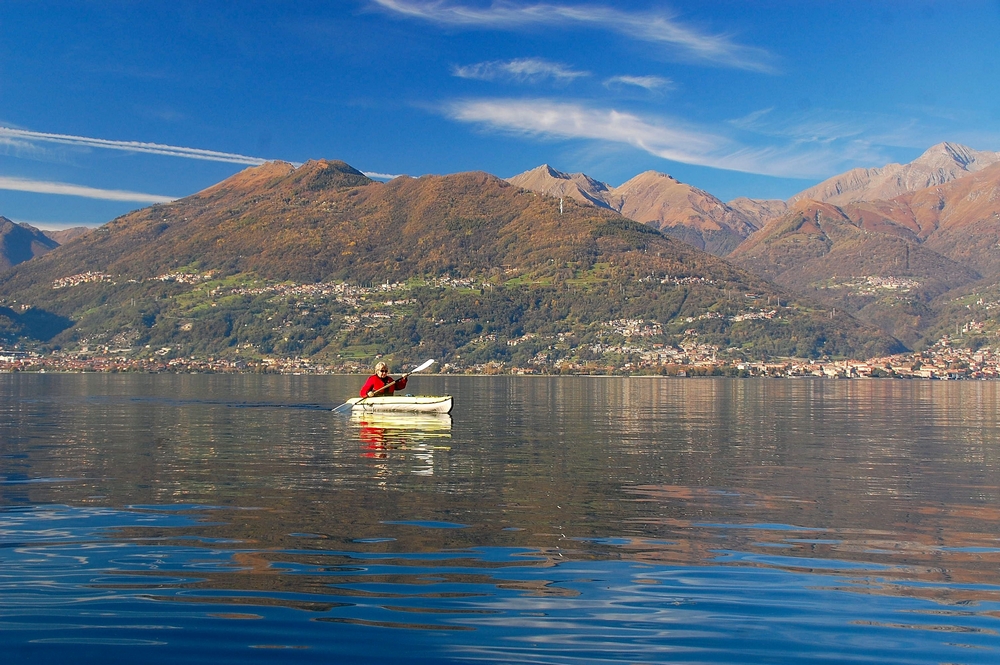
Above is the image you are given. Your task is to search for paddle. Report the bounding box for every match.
[333,359,436,414]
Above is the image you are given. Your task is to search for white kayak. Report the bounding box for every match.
[345,395,453,414]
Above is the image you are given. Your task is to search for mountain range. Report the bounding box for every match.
[507,165,762,255]
[507,142,1000,258]
[506,143,1000,348]
[3,141,1000,363]
[789,143,1000,206]
[0,160,899,365]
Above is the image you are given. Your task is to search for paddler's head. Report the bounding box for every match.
[374,361,388,377]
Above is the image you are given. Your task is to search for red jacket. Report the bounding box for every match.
[360,373,406,398]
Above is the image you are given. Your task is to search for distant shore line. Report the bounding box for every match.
[1,331,996,380]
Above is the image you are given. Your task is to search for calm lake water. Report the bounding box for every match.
[1,374,999,663]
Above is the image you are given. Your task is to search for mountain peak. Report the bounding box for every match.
[506,164,612,208]
[534,164,567,179]
[198,159,373,198]
[913,142,992,171]
[791,142,1000,206]
[629,170,678,183]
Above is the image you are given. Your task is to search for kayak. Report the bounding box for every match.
[344,395,453,414]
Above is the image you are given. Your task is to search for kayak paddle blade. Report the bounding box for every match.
[332,401,355,415]
[411,358,435,373]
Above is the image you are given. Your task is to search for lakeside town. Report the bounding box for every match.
[0,332,995,379]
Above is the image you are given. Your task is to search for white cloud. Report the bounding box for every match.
[604,75,673,92]
[446,97,851,178]
[9,218,99,231]
[0,126,269,166]
[0,136,50,160]
[372,0,776,72]
[454,58,589,83]
[363,171,405,180]
[0,176,175,203]
[448,97,722,162]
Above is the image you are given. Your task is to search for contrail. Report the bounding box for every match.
[0,126,269,166]
[0,176,175,203]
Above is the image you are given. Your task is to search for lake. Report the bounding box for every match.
[1,374,998,663]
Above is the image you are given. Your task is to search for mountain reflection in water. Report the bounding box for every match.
[0,374,998,663]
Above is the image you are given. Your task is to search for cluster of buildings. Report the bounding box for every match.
[733,336,997,379]
[1,335,998,378]
[157,270,216,284]
[0,350,349,375]
[831,275,922,293]
[51,271,113,289]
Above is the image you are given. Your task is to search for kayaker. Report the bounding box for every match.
[360,361,407,398]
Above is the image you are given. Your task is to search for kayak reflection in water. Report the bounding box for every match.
[359,424,391,459]
[360,361,407,398]
[353,412,452,466]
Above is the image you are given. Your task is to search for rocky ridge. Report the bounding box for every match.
[790,142,1000,206]
[507,165,760,255]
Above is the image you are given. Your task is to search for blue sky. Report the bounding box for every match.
[2,1,999,229]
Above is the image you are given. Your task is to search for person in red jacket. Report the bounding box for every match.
[359,361,407,398]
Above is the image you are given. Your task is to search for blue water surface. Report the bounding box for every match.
[1,374,998,663]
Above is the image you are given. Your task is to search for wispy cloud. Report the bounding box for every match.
[363,171,405,180]
[448,97,723,164]
[0,127,269,166]
[0,135,50,160]
[372,0,776,72]
[454,58,589,83]
[727,107,925,166]
[604,75,673,92]
[0,176,175,203]
[446,97,848,177]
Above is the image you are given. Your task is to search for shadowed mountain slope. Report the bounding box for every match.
[0,217,59,272]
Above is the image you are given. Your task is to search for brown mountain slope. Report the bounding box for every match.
[790,142,1000,206]
[727,197,788,230]
[1,160,764,288]
[0,160,901,360]
[608,171,761,255]
[800,159,1000,280]
[857,160,1000,279]
[0,217,59,272]
[729,200,980,345]
[507,166,760,256]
